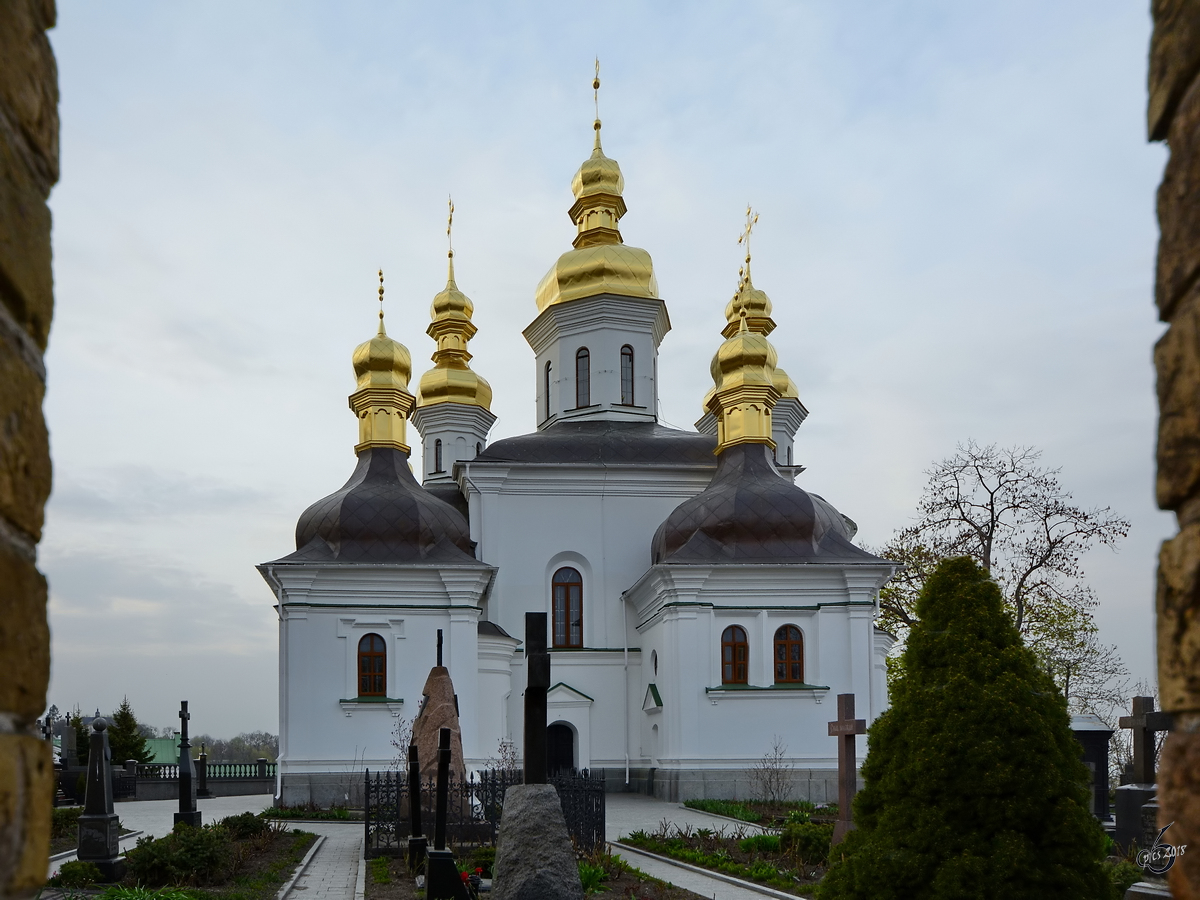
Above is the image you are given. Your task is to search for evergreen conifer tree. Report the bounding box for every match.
[70,706,89,766]
[107,697,152,764]
[817,557,1111,900]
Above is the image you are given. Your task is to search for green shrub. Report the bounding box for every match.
[781,822,833,866]
[51,805,83,839]
[125,822,232,886]
[1104,859,1142,896]
[738,833,781,854]
[219,810,268,840]
[817,558,1111,900]
[48,860,103,888]
[97,887,196,899]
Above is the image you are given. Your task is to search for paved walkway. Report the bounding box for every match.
[284,822,363,900]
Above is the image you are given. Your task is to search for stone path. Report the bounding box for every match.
[283,822,363,899]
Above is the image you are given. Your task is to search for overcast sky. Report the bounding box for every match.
[42,2,1171,738]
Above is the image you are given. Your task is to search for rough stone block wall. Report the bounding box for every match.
[0,0,57,896]
[1151,1,1200,896]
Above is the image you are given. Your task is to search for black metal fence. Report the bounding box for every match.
[364,768,605,859]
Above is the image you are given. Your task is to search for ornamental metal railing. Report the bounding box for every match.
[363,767,605,859]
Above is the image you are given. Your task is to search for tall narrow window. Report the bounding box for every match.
[575,349,590,408]
[774,625,804,684]
[552,567,583,648]
[787,446,793,466]
[544,361,552,421]
[721,625,748,684]
[358,633,386,697]
[620,345,634,405]
[476,442,482,457]
[433,439,443,473]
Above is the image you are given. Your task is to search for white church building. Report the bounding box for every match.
[259,110,897,805]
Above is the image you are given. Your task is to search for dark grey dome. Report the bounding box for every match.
[651,443,884,565]
[477,420,716,467]
[275,447,481,565]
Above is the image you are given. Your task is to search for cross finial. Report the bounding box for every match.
[446,196,455,259]
[376,268,387,333]
[592,58,602,149]
[737,205,759,286]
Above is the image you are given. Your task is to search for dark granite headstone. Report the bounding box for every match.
[76,718,126,881]
[523,612,549,785]
[1070,714,1113,819]
[425,728,468,900]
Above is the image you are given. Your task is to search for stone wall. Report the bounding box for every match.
[1150,1,1200,896]
[0,0,57,896]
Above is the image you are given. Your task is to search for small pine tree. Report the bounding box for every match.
[817,557,1111,900]
[107,697,152,765]
[70,706,89,766]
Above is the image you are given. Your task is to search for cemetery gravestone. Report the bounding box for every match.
[174,700,202,827]
[424,727,468,900]
[407,743,427,873]
[1070,714,1114,820]
[828,693,866,845]
[76,719,126,882]
[491,613,582,900]
[1115,696,1171,850]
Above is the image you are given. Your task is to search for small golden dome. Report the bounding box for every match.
[773,364,800,400]
[571,135,625,202]
[715,318,778,385]
[353,321,411,390]
[416,252,493,411]
[722,274,776,338]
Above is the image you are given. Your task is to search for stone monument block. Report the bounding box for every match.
[76,718,126,882]
[492,783,582,900]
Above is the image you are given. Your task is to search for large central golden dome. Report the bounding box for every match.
[535,121,659,313]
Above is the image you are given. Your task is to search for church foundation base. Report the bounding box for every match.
[642,767,844,804]
[278,772,368,809]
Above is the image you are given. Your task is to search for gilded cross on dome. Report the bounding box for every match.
[446,196,455,259]
[377,269,385,329]
[737,205,759,287]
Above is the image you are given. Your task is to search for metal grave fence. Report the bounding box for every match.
[364,768,605,859]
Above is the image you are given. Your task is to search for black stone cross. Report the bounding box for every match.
[828,693,866,845]
[437,628,443,668]
[174,700,202,827]
[1118,696,1172,785]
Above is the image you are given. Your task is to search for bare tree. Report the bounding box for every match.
[389,715,414,772]
[878,441,1130,712]
[748,735,793,804]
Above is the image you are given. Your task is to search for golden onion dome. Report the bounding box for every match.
[773,364,800,400]
[353,318,411,390]
[416,252,493,411]
[535,120,659,313]
[714,314,777,385]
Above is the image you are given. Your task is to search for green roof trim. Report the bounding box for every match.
[648,683,663,706]
[549,682,594,701]
[339,697,405,704]
[704,684,830,693]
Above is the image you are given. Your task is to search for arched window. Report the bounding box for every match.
[544,360,552,421]
[358,633,386,697]
[552,567,583,648]
[721,625,748,684]
[620,345,634,405]
[774,625,804,684]
[787,445,793,466]
[476,441,482,457]
[433,439,443,473]
[575,348,590,408]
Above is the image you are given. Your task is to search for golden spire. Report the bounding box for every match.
[350,268,415,454]
[706,216,782,454]
[417,200,493,410]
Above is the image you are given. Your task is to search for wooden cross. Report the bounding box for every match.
[828,693,866,845]
[1118,696,1172,784]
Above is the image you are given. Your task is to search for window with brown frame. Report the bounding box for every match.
[721,625,748,684]
[620,345,634,405]
[774,625,804,683]
[552,567,583,648]
[358,633,386,696]
[575,348,590,408]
